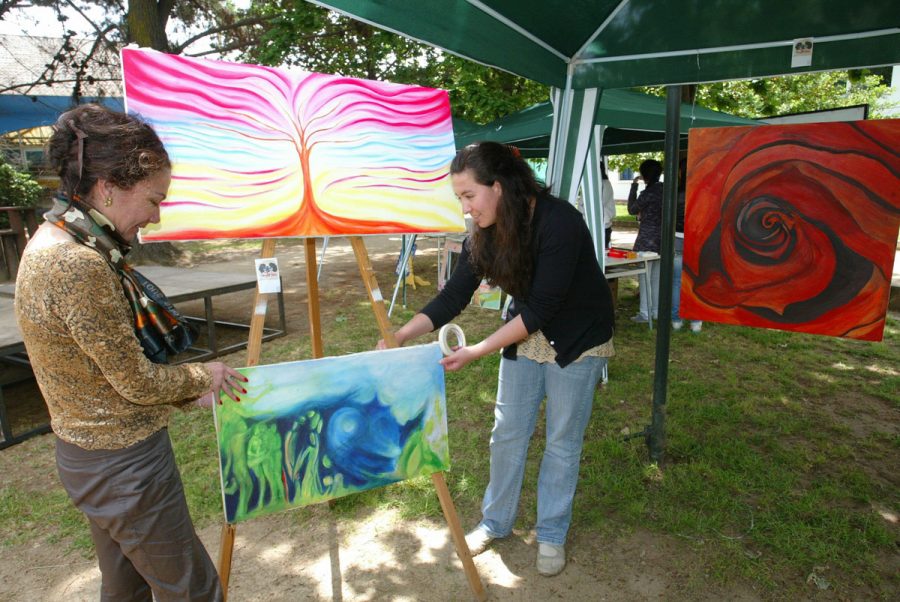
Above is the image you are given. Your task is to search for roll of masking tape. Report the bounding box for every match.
[438,324,466,356]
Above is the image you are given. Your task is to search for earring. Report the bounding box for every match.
[104,196,113,207]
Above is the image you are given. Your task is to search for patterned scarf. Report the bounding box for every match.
[44,196,197,364]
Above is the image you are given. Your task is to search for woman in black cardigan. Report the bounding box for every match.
[381,142,614,576]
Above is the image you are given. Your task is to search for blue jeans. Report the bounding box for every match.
[672,237,685,321]
[638,258,660,320]
[672,237,702,326]
[478,354,605,545]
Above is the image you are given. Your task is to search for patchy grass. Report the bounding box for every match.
[1,250,897,600]
[614,202,638,226]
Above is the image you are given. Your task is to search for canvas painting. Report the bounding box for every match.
[121,47,465,241]
[213,344,450,524]
[681,120,900,341]
[471,279,503,310]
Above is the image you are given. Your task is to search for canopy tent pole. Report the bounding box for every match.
[548,86,602,202]
[546,68,603,203]
[580,124,608,269]
[647,85,682,463]
[545,69,572,187]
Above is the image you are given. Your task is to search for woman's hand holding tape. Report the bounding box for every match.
[439,324,480,372]
[438,324,466,356]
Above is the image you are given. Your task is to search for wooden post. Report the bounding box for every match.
[218,238,277,599]
[218,523,236,597]
[304,238,324,358]
[244,239,277,366]
[350,237,397,346]
[350,236,486,602]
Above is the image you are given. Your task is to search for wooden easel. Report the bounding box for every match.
[217,236,486,601]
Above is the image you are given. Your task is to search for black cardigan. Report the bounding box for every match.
[421,193,614,368]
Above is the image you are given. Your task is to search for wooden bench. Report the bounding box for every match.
[0,207,39,282]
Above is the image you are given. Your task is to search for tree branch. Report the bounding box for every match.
[186,41,255,58]
[0,0,28,20]
[63,0,120,43]
[0,76,121,95]
[171,14,277,54]
[72,24,119,101]
[158,0,177,31]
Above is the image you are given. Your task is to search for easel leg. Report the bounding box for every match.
[218,238,278,598]
[432,472,487,602]
[350,236,486,601]
[244,239,278,364]
[350,237,397,346]
[218,523,236,599]
[305,238,324,358]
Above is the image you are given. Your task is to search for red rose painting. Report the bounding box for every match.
[681,120,900,341]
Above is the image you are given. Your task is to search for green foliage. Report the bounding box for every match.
[610,70,894,173]
[0,157,43,229]
[639,69,894,120]
[241,1,548,124]
[693,70,895,119]
[0,158,43,208]
[608,151,663,174]
[436,55,548,124]
[246,1,443,83]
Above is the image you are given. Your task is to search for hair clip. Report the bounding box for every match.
[67,119,88,179]
[507,145,521,159]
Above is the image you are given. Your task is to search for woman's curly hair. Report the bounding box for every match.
[47,103,169,200]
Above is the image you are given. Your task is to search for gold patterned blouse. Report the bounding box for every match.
[517,329,615,364]
[14,241,212,450]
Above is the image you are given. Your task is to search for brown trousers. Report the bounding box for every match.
[56,428,222,602]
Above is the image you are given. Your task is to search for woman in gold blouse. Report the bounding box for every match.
[15,104,244,601]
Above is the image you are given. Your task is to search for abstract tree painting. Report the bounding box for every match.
[213,345,450,524]
[681,120,900,341]
[121,48,465,240]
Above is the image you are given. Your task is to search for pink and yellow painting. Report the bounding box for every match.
[121,48,465,240]
[681,120,900,341]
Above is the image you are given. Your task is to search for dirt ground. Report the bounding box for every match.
[0,500,763,602]
[0,235,886,601]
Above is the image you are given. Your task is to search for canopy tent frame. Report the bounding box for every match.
[309,2,900,89]
[454,87,758,158]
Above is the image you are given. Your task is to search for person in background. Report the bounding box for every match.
[627,159,663,324]
[672,158,702,333]
[377,142,615,577]
[600,160,615,249]
[15,104,245,601]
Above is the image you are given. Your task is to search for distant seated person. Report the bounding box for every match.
[14,103,246,601]
[627,159,663,324]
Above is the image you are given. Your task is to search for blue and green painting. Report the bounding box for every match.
[213,344,450,523]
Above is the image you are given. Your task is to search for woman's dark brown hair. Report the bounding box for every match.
[47,103,170,200]
[451,142,542,298]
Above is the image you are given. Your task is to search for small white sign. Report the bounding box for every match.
[791,38,813,68]
[254,258,281,294]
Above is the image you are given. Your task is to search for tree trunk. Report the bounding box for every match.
[127,0,170,51]
[681,84,697,105]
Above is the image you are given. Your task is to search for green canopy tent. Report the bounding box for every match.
[311,0,900,460]
[454,88,758,157]
[454,89,759,256]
